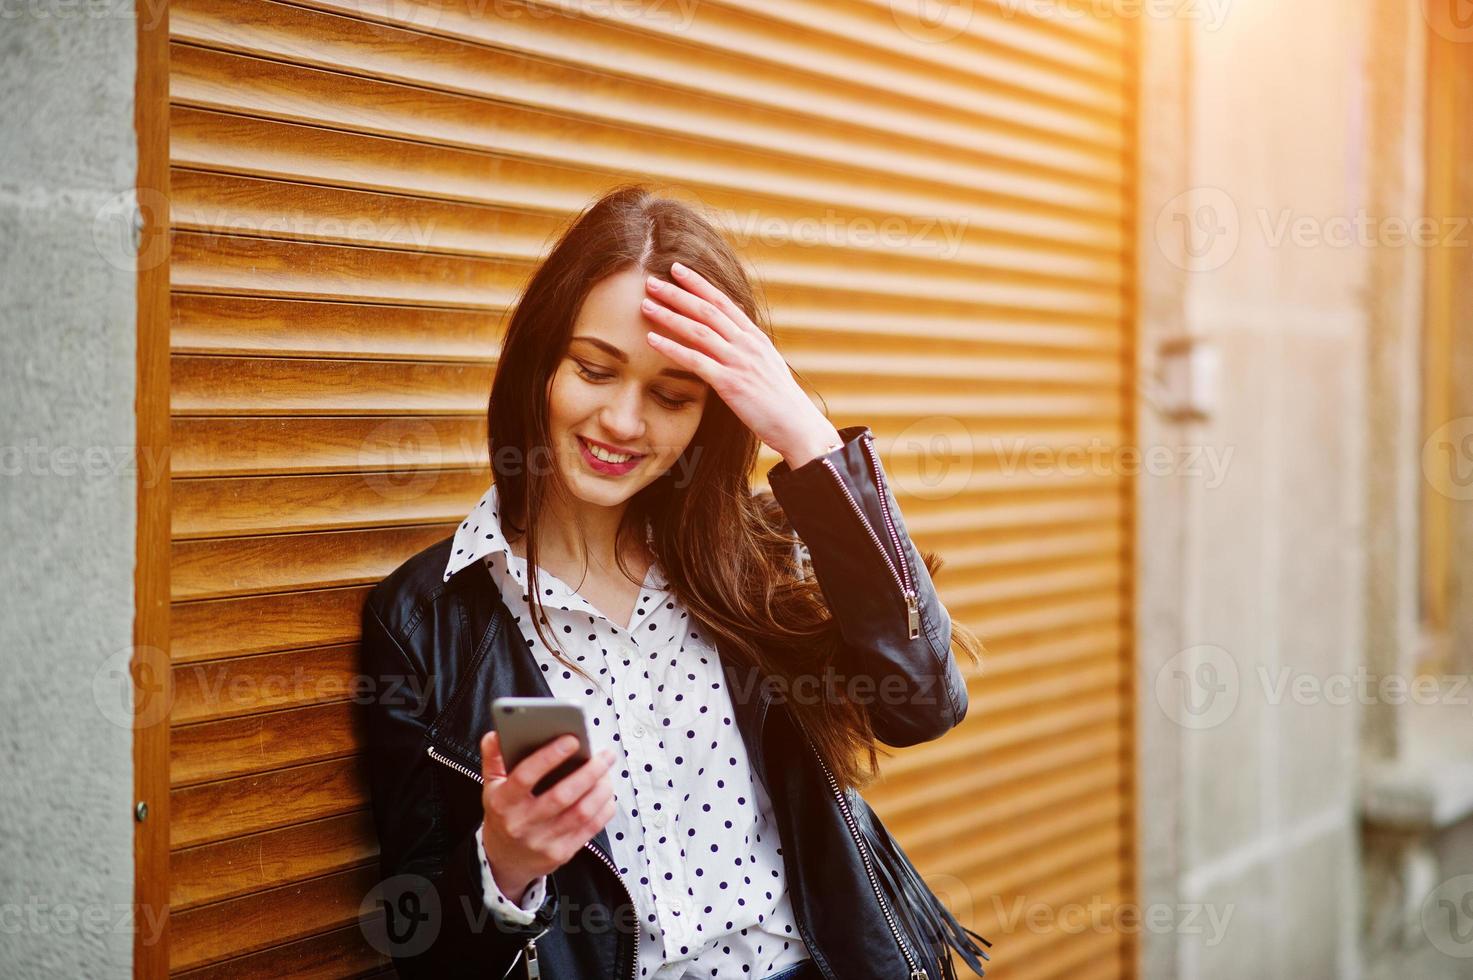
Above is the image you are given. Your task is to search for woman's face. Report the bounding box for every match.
[545,266,710,509]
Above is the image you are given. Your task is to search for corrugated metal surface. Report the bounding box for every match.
[163,1,1137,975]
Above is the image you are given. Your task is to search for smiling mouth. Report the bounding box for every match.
[577,436,646,470]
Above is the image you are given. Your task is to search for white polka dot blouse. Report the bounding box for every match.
[442,482,812,979]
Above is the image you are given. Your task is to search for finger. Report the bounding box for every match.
[480,730,508,783]
[503,733,584,799]
[641,295,734,361]
[645,329,726,387]
[669,261,759,334]
[526,747,617,821]
[645,274,742,344]
[545,775,616,841]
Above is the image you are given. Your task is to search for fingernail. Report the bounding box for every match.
[641,298,657,311]
[560,735,578,752]
[671,262,688,276]
[646,275,662,290]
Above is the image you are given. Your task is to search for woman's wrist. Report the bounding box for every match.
[775,420,844,471]
[490,861,537,906]
[482,823,536,904]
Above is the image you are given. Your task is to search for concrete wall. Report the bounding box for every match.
[1138,1,1370,976]
[0,4,140,978]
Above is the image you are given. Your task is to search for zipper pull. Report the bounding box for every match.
[906,592,920,640]
[524,937,541,979]
[910,970,929,980]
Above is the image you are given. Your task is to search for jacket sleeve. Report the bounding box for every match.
[360,597,559,979]
[766,423,969,747]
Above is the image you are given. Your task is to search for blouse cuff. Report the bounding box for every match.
[475,823,548,924]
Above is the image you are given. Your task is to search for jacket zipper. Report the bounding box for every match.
[799,731,928,980]
[425,744,639,980]
[819,433,920,639]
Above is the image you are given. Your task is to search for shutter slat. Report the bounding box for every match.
[172,923,387,980]
[170,811,376,911]
[169,865,380,973]
[172,587,371,664]
[172,701,361,788]
[171,525,452,601]
[170,757,369,850]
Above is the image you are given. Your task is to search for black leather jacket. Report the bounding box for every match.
[360,424,978,980]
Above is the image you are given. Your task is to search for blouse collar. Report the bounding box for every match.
[441,483,666,595]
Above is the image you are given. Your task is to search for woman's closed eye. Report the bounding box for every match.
[573,360,696,410]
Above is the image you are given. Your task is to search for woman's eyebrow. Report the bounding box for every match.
[569,335,705,384]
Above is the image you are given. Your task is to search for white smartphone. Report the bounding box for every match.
[491,696,593,796]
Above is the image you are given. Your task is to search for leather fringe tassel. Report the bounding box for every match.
[854,794,993,979]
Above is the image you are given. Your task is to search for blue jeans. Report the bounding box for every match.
[760,961,819,980]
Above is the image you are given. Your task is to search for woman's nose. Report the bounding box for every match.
[598,384,646,441]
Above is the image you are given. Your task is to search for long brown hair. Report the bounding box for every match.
[487,183,983,791]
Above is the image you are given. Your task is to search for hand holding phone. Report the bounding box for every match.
[478,698,618,904]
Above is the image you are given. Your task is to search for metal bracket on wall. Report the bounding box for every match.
[1141,335,1219,422]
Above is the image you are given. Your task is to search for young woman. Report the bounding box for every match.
[361,185,991,980]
